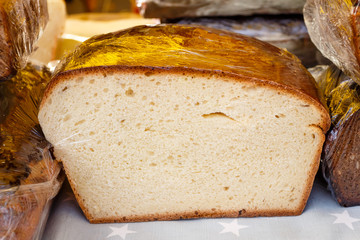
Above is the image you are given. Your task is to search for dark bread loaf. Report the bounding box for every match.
[323,110,360,206]
[315,65,360,206]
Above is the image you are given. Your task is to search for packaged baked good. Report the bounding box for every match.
[304,0,360,85]
[310,65,360,207]
[38,24,329,223]
[0,0,48,79]
[165,15,328,67]
[29,0,66,65]
[0,64,63,240]
[137,0,306,19]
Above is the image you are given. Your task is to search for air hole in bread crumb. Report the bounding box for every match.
[125,88,134,96]
[63,114,71,122]
[312,134,315,139]
[150,101,155,105]
[94,93,97,97]
[74,120,85,126]
[89,79,95,84]
[149,163,157,167]
[89,131,95,136]
[167,155,174,160]
[62,86,68,92]
[103,88,109,93]
[224,187,229,191]
[148,151,154,156]
[89,148,94,152]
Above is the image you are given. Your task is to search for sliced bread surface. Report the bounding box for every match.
[38,25,330,223]
[39,66,329,223]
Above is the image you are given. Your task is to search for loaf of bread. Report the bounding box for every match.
[30,0,66,64]
[304,0,360,85]
[38,25,330,223]
[312,65,360,207]
[165,16,328,67]
[0,0,48,79]
[138,0,306,19]
[0,64,63,240]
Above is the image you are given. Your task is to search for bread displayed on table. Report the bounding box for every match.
[38,24,330,223]
[0,0,48,79]
[165,16,327,67]
[305,0,360,207]
[310,65,360,207]
[30,0,67,64]
[0,0,65,238]
[137,0,306,19]
[0,64,63,240]
[304,0,360,85]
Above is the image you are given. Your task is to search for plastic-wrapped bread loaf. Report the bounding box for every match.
[0,64,63,240]
[38,25,330,223]
[304,0,360,85]
[137,0,306,19]
[0,0,48,79]
[166,16,328,67]
[311,65,360,207]
[30,0,66,65]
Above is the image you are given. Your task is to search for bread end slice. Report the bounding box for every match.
[39,66,329,223]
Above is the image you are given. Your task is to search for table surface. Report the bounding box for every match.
[42,177,360,240]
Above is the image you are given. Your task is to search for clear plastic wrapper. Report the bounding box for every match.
[29,0,66,65]
[165,16,328,67]
[55,24,320,101]
[310,65,360,206]
[137,0,306,19]
[304,0,360,85]
[0,0,48,79]
[0,64,63,240]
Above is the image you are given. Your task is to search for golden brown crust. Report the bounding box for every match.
[44,65,330,223]
[53,25,323,104]
[41,66,330,133]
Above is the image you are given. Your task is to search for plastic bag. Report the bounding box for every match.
[137,0,306,19]
[0,64,63,240]
[165,16,328,67]
[55,24,320,101]
[309,65,360,206]
[304,0,360,85]
[0,0,48,79]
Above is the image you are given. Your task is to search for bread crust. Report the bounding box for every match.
[322,110,360,206]
[41,66,330,223]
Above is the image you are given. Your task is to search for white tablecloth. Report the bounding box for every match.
[43,178,360,240]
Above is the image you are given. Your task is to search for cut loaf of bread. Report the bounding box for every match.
[38,25,330,223]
